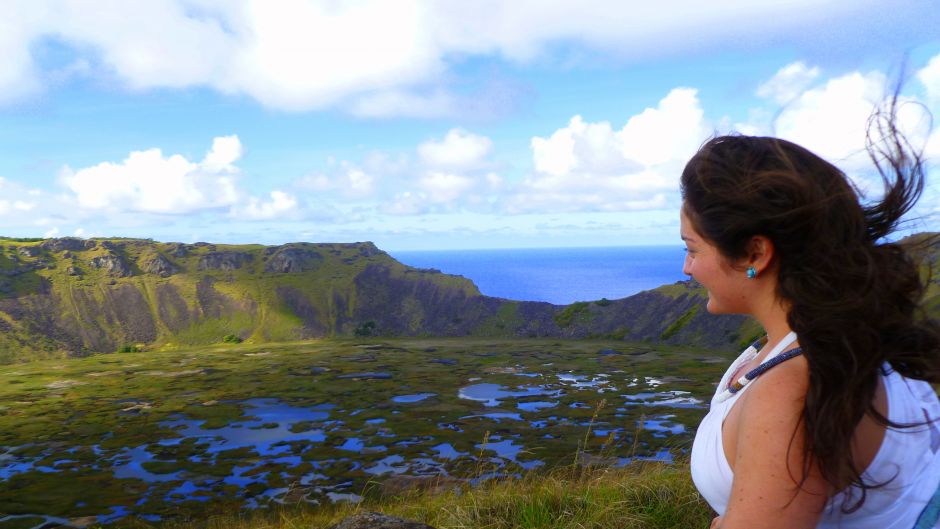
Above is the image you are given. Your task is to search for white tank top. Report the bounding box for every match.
[690,335,940,528]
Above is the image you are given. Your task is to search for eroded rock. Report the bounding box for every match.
[357,241,385,258]
[141,254,179,277]
[90,253,132,277]
[198,251,252,271]
[264,245,323,273]
[40,238,88,253]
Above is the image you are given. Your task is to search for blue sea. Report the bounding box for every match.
[390,246,688,305]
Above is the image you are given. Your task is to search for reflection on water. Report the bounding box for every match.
[161,398,333,454]
[1,362,703,525]
[391,393,436,403]
[458,383,563,407]
[622,390,703,408]
[517,400,558,412]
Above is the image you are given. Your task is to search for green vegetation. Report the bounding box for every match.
[162,461,711,529]
[554,301,593,327]
[117,344,142,353]
[659,307,698,341]
[651,282,706,300]
[354,320,377,336]
[0,236,44,242]
[222,334,243,344]
[0,337,726,525]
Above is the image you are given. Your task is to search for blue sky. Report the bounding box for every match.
[1,0,939,250]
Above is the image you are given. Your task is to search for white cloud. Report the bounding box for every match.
[769,68,934,188]
[60,136,241,214]
[757,61,821,104]
[233,190,298,220]
[418,129,493,170]
[418,172,476,203]
[519,88,709,212]
[0,177,40,217]
[618,88,707,166]
[917,53,940,106]
[772,71,886,168]
[383,191,427,216]
[0,199,36,215]
[349,89,458,119]
[202,135,244,172]
[297,163,376,198]
[0,0,895,112]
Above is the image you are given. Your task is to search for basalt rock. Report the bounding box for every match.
[40,238,88,253]
[141,254,179,277]
[168,244,189,258]
[264,245,323,273]
[17,246,41,257]
[90,254,132,277]
[357,241,385,258]
[197,251,252,271]
[326,512,437,529]
[99,241,123,251]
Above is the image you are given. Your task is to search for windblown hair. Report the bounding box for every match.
[680,96,940,512]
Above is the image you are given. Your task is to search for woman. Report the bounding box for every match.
[684,99,940,529]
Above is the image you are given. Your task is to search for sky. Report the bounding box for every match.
[0,0,939,251]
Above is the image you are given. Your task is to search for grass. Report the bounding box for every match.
[149,460,711,529]
[0,337,722,525]
[554,302,593,328]
[659,307,698,341]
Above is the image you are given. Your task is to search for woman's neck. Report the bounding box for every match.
[752,295,794,352]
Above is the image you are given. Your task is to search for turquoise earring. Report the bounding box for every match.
[746,266,757,279]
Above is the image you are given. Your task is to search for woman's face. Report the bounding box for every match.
[680,208,751,315]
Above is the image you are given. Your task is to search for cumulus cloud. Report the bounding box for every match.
[757,62,821,104]
[60,136,242,214]
[297,163,377,199]
[917,53,940,106]
[233,190,298,220]
[418,129,493,170]
[0,200,36,215]
[0,0,898,112]
[202,135,244,172]
[518,88,709,212]
[418,172,476,203]
[772,71,886,168]
[0,177,40,217]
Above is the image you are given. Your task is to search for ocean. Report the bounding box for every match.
[390,246,689,305]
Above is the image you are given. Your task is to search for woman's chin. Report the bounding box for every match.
[704,297,726,315]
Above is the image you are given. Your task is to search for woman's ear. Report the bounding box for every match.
[745,235,775,275]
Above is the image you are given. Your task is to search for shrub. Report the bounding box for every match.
[354,320,377,337]
[554,301,592,327]
[117,344,141,353]
[222,334,243,344]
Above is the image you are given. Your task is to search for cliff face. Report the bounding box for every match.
[0,235,935,363]
[0,239,484,362]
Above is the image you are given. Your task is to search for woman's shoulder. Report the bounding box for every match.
[740,352,810,417]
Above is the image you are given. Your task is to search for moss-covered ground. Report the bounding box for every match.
[0,338,732,528]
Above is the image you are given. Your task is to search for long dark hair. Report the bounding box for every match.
[680,94,940,512]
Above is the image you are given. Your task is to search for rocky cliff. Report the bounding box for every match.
[0,234,936,364]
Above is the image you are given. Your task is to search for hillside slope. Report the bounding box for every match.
[0,234,935,363]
